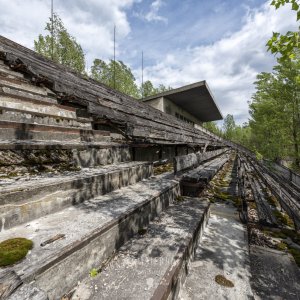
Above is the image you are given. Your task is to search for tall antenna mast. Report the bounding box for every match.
[113,24,116,89]
[51,0,54,60]
[142,51,144,99]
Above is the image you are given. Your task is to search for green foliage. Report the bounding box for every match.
[202,121,223,136]
[267,0,300,62]
[141,80,156,97]
[34,13,86,74]
[223,114,236,140]
[91,58,140,98]
[0,238,33,266]
[249,55,300,167]
[140,81,172,98]
[156,84,172,93]
[91,59,172,98]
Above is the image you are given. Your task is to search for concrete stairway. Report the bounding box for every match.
[1,153,229,300]
[0,161,153,229]
[0,59,231,300]
[3,173,181,300]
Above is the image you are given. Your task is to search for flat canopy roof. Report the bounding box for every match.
[142,81,223,122]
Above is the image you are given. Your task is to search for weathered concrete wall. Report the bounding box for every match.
[0,146,132,176]
[73,146,132,167]
[0,162,153,229]
[143,97,164,111]
[163,97,203,126]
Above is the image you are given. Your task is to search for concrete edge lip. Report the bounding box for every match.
[151,198,210,300]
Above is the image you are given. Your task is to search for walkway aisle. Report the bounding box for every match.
[179,202,254,300]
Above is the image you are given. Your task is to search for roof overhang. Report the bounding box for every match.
[142,81,223,122]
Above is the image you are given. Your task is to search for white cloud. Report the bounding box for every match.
[0,0,137,66]
[0,0,298,124]
[135,0,167,23]
[139,2,299,124]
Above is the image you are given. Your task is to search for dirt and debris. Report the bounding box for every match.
[153,163,173,175]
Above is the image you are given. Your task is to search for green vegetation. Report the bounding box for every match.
[90,59,171,98]
[175,195,185,202]
[203,53,300,172]
[0,238,33,266]
[91,59,140,98]
[289,248,300,267]
[215,275,234,287]
[35,14,171,99]
[34,13,86,74]
[273,210,294,227]
[89,268,98,278]
[267,0,300,62]
[153,163,174,175]
[249,55,300,169]
[276,241,288,250]
[266,195,278,207]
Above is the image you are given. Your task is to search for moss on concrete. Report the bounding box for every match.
[0,238,33,267]
[273,210,294,227]
[289,248,300,267]
[276,242,288,251]
[153,163,173,175]
[215,274,234,287]
[267,195,278,207]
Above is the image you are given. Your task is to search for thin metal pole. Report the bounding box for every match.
[113,24,116,89]
[51,0,54,60]
[142,51,144,99]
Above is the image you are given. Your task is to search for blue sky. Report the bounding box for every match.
[0,0,298,124]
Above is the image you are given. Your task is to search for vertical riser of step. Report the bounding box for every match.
[32,184,180,300]
[168,207,210,300]
[0,164,153,230]
[0,127,81,141]
[0,110,91,129]
[72,147,132,168]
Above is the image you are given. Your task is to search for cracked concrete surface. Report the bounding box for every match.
[179,202,254,300]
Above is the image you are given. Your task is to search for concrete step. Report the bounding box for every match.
[71,197,210,300]
[0,63,25,79]
[1,86,58,105]
[179,203,253,300]
[0,109,92,129]
[0,75,56,97]
[181,154,230,196]
[0,161,152,229]
[0,120,110,142]
[0,94,77,119]
[3,174,180,300]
